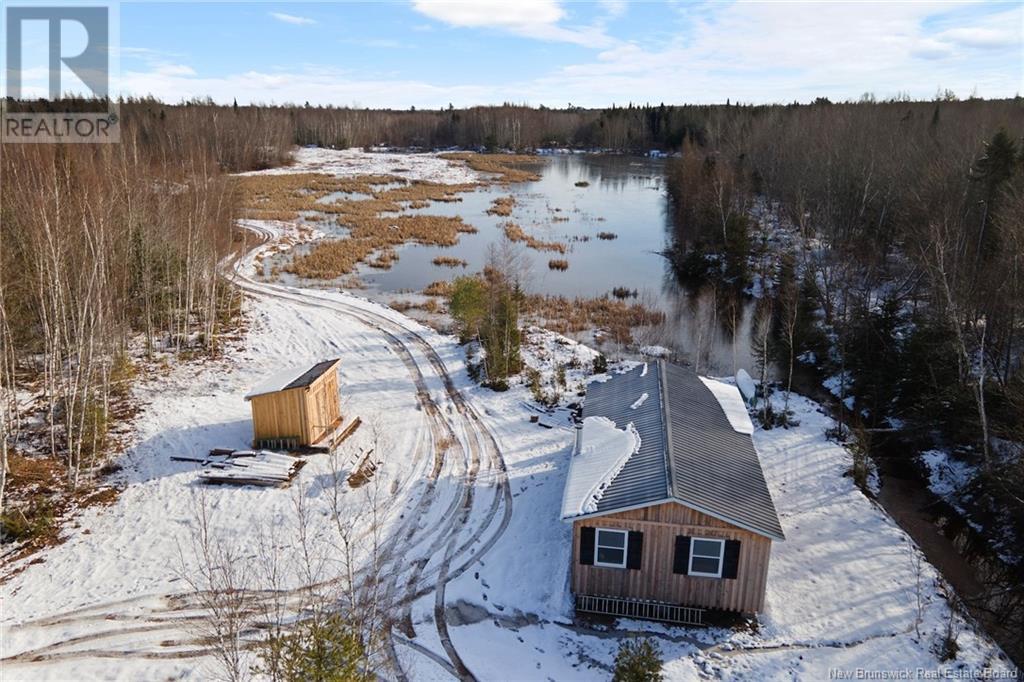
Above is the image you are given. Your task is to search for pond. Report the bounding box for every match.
[276,152,771,378]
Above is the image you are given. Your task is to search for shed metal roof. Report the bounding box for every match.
[245,359,340,400]
[569,361,785,541]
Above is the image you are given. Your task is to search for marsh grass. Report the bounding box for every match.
[287,214,476,279]
[612,286,638,299]
[432,256,468,268]
[439,153,543,183]
[367,247,399,269]
[548,259,569,271]
[525,294,665,345]
[423,280,453,297]
[597,231,618,240]
[487,195,516,216]
[501,222,567,253]
[238,154,541,279]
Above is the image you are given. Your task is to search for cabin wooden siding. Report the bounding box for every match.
[571,501,773,613]
[249,366,341,446]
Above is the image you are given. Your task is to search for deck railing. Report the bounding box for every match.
[574,594,704,626]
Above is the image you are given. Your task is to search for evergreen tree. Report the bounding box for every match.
[612,638,663,682]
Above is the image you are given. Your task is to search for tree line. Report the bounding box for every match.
[660,97,1024,656]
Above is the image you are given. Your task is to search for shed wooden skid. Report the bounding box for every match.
[571,502,772,614]
[245,359,342,448]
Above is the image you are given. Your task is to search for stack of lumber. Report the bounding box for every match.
[173,449,305,487]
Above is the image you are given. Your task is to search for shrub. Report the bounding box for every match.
[1,503,55,544]
[593,353,608,374]
[256,612,372,682]
[612,637,663,682]
[527,367,544,403]
[555,364,567,388]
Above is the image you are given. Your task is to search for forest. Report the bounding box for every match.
[1,95,1022,655]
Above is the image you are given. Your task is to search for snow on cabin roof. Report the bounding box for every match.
[564,360,785,541]
[561,417,641,519]
[244,359,339,400]
[698,376,754,435]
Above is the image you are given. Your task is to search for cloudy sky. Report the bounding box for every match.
[12,0,1024,107]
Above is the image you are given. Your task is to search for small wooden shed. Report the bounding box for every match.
[245,359,342,449]
[561,361,784,625]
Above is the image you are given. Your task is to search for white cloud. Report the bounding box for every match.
[269,12,316,26]
[598,0,627,20]
[938,27,1019,49]
[540,1,1023,104]
[152,64,197,77]
[113,1,1023,108]
[411,0,617,48]
[411,0,563,28]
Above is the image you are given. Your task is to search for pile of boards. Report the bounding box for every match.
[173,449,305,487]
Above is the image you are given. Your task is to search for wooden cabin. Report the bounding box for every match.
[245,359,342,449]
[561,361,784,625]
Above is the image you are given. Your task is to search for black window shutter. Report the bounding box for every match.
[673,535,691,574]
[626,531,643,570]
[579,526,595,565]
[722,540,741,579]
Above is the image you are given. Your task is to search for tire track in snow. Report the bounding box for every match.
[2,223,513,680]
[231,231,512,680]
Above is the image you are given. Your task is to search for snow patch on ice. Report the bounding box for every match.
[630,392,649,410]
[699,377,755,435]
[235,147,482,185]
[561,416,641,518]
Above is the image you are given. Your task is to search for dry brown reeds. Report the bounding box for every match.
[487,195,516,216]
[439,152,543,183]
[432,256,468,268]
[501,222,566,253]
[524,294,665,345]
[236,172,489,277]
[548,259,569,271]
[287,214,476,279]
[423,280,453,297]
[234,172,403,220]
[368,248,400,269]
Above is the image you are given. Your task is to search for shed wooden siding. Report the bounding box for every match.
[304,369,341,443]
[249,367,341,445]
[571,502,773,613]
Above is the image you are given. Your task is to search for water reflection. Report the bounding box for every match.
[282,154,771,378]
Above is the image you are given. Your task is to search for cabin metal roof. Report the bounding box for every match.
[573,361,785,541]
[245,359,339,400]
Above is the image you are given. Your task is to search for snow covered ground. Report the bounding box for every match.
[1,156,1016,679]
[235,146,482,185]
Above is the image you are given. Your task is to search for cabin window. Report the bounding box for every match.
[688,537,725,578]
[594,528,628,568]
